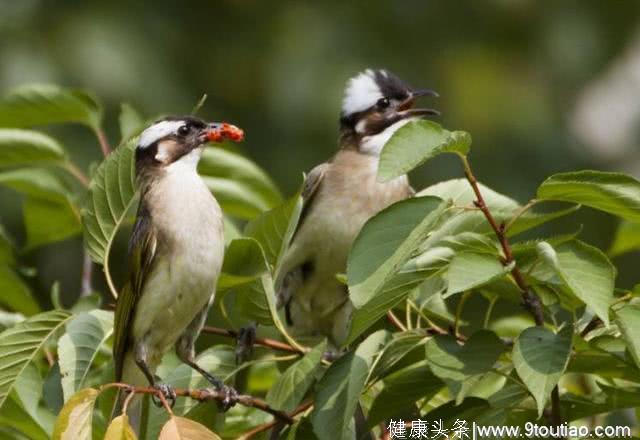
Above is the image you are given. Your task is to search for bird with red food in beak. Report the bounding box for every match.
[277,69,438,348]
[113,116,244,411]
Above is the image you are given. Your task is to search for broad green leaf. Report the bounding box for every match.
[369,331,427,381]
[52,388,99,440]
[0,225,14,265]
[563,385,640,422]
[445,252,512,297]
[200,148,281,219]
[614,304,640,369]
[425,330,504,403]
[244,187,303,271]
[0,84,102,130]
[346,196,447,344]
[312,330,388,440]
[0,310,72,409]
[104,415,137,440]
[118,104,144,142]
[0,265,39,315]
[58,310,114,401]
[81,137,137,271]
[609,221,640,257]
[537,240,615,325]
[512,325,572,417]
[12,361,53,437]
[0,393,50,440]
[159,416,221,440]
[0,168,70,201]
[0,129,66,168]
[568,343,640,383]
[145,346,234,439]
[367,361,444,427]
[218,237,268,290]
[234,279,273,326]
[267,340,326,412]
[378,120,471,181]
[23,197,81,249]
[537,170,640,222]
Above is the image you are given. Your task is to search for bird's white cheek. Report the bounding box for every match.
[360,118,415,156]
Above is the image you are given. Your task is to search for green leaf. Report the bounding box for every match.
[614,304,640,370]
[52,388,99,440]
[81,137,137,265]
[425,330,504,403]
[104,415,136,440]
[218,237,268,290]
[369,330,427,381]
[609,221,640,257]
[23,196,82,249]
[0,310,72,410]
[512,325,572,417]
[58,310,114,401]
[199,148,282,220]
[537,240,615,325]
[0,265,40,316]
[378,120,471,181]
[267,340,326,412]
[0,129,66,168]
[244,187,303,271]
[537,170,640,222]
[0,84,102,131]
[445,252,512,297]
[159,416,220,440]
[118,103,144,142]
[312,330,388,440]
[367,361,444,427]
[346,196,447,344]
[0,393,50,440]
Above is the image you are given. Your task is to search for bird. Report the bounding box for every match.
[112,116,244,412]
[277,69,438,348]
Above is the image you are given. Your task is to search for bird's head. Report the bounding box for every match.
[339,69,438,155]
[135,116,244,175]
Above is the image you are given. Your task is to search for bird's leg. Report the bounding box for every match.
[134,347,176,408]
[235,321,257,364]
[181,356,238,411]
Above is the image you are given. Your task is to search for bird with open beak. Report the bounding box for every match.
[277,69,438,348]
[113,116,244,413]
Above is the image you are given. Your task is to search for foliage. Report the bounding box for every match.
[0,85,639,439]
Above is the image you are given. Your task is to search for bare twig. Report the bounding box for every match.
[459,154,562,433]
[238,400,313,439]
[103,382,293,424]
[64,162,90,187]
[80,250,93,297]
[201,326,304,354]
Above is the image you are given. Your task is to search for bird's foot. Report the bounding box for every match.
[210,384,239,411]
[151,383,177,408]
[235,323,256,364]
[322,350,343,362]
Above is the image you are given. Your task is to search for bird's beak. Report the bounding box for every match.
[199,122,245,144]
[397,88,440,118]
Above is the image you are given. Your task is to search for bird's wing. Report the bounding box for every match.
[295,162,329,237]
[113,203,158,381]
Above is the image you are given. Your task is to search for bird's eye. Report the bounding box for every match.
[177,125,190,136]
[376,97,390,109]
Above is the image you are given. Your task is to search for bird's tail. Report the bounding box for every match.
[110,352,152,430]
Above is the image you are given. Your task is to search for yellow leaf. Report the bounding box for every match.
[159,416,221,440]
[52,388,99,440]
[105,415,137,440]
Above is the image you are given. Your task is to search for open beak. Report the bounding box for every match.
[200,122,245,144]
[397,88,440,117]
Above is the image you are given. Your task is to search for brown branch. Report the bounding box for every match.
[95,127,111,157]
[238,400,313,439]
[105,382,293,424]
[460,154,562,434]
[201,326,303,354]
[460,155,544,326]
[386,311,407,332]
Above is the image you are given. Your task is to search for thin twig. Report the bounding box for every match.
[459,154,563,434]
[95,127,111,157]
[504,199,538,233]
[386,311,407,332]
[238,400,313,439]
[63,162,90,187]
[201,326,304,354]
[103,382,293,424]
[80,250,93,297]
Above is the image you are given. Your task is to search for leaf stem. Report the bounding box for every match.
[63,161,90,187]
[94,127,111,157]
[201,326,304,354]
[386,310,407,332]
[504,199,539,233]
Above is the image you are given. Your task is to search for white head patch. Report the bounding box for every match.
[138,120,186,149]
[342,69,384,116]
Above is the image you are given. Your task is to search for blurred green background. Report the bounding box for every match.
[1,0,640,307]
